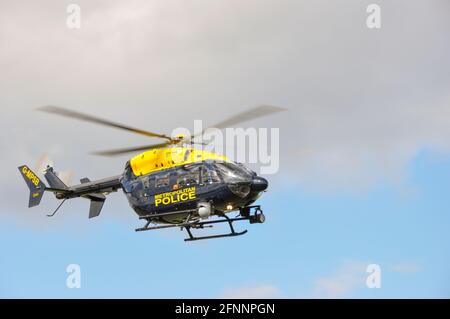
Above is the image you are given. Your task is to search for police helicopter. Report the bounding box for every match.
[18,105,283,241]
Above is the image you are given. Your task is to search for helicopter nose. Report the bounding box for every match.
[251,177,268,191]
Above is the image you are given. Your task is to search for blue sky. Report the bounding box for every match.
[1,149,449,298]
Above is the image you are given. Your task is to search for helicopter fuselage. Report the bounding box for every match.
[121,158,268,224]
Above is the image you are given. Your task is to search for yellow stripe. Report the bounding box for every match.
[130,147,229,176]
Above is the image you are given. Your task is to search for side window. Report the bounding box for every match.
[131,179,145,198]
[177,167,200,187]
[201,166,220,184]
[155,174,170,188]
[143,176,154,189]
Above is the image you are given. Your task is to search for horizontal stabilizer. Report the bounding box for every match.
[86,193,106,218]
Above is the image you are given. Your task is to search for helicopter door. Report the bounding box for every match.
[176,166,200,189]
[142,175,155,197]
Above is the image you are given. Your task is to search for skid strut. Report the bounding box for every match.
[184,214,248,242]
[135,205,265,242]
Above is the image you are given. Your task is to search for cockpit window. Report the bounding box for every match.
[236,163,256,177]
[215,162,252,183]
[200,166,220,184]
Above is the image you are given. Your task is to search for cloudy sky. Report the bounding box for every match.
[1,0,449,298]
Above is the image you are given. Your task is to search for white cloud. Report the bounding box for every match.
[219,284,281,299]
[312,261,368,298]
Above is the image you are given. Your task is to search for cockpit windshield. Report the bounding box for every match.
[214,162,253,183]
[236,162,256,177]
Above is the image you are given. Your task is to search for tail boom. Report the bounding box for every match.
[18,164,122,218]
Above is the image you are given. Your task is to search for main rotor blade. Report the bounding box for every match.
[91,142,171,157]
[37,105,172,141]
[194,105,286,137]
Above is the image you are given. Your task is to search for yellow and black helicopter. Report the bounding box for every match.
[18,105,283,241]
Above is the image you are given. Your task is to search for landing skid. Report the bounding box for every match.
[135,205,265,242]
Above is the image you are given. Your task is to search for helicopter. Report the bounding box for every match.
[18,105,284,241]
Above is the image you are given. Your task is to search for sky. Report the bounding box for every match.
[0,0,450,298]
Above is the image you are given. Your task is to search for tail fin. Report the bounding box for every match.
[44,166,68,189]
[18,165,47,207]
